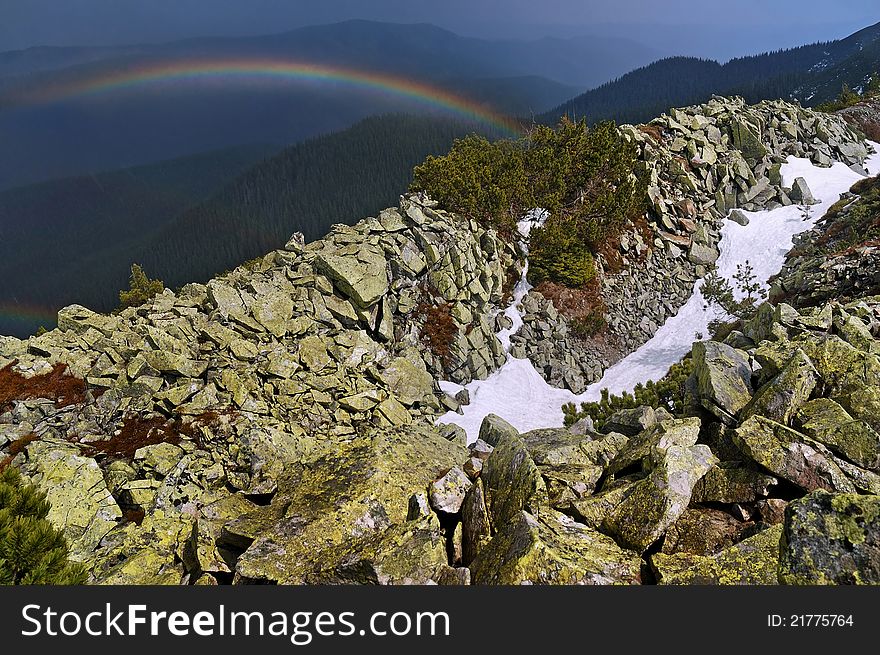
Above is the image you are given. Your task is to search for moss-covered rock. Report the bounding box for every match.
[691,341,753,423]
[607,417,700,476]
[569,480,638,530]
[740,349,817,425]
[603,406,657,436]
[522,428,626,469]
[91,511,197,584]
[842,385,880,435]
[251,290,294,338]
[691,462,778,504]
[297,335,332,372]
[190,494,257,576]
[520,427,624,506]
[306,515,451,584]
[603,444,716,553]
[481,432,548,528]
[232,427,466,583]
[733,416,854,492]
[834,309,876,353]
[652,525,783,584]
[730,118,768,161]
[478,413,519,447]
[315,245,389,308]
[779,490,880,585]
[22,440,121,561]
[661,507,751,556]
[461,479,491,566]
[796,398,880,471]
[470,510,642,585]
[376,354,434,407]
[796,333,880,400]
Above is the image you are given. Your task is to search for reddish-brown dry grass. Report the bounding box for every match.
[417,301,457,367]
[83,410,230,461]
[0,362,88,412]
[595,234,625,273]
[534,278,608,338]
[831,238,880,258]
[84,415,182,460]
[0,432,40,471]
[863,122,880,142]
[845,115,880,143]
[593,215,653,274]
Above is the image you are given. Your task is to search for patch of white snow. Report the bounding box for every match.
[437,152,877,443]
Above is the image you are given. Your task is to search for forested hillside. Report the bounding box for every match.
[133,114,503,285]
[543,21,880,125]
[0,114,497,337]
[0,142,277,253]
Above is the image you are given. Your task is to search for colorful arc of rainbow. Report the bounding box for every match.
[0,303,59,327]
[12,58,522,135]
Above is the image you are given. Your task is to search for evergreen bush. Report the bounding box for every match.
[118,263,164,310]
[0,467,87,585]
[562,356,693,429]
[411,118,646,288]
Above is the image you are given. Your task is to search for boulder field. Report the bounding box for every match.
[1,96,878,584]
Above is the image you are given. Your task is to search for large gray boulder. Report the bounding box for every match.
[480,432,547,527]
[470,510,642,585]
[478,414,519,447]
[315,245,389,308]
[733,416,854,493]
[795,398,880,471]
[22,440,121,561]
[740,349,818,425]
[779,490,880,585]
[789,177,816,204]
[691,341,753,423]
[603,443,717,553]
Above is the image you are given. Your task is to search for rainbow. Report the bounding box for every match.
[5,57,522,136]
[0,302,59,330]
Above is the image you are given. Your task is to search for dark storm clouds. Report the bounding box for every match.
[1,0,878,60]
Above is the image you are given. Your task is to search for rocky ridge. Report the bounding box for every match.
[475,297,880,584]
[514,96,871,392]
[772,173,880,307]
[1,97,879,584]
[0,192,525,582]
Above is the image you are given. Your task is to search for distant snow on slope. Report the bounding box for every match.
[437,144,880,443]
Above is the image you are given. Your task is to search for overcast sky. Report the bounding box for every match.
[2,0,878,60]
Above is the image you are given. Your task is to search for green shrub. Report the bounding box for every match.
[411,135,529,233]
[526,119,646,242]
[528,215,598,287]
[817,83,864,112]
[570,310,607,339]
[118,263,164,310]
[563,356,693,429]
[0,467,87,585]
[411,117,646,286]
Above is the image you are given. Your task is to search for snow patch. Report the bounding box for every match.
[516,208,548,238]
[437,150,879,443]
[866,141,880,175]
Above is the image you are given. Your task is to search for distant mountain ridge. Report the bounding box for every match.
[542,20,880,125]
[0,19,658,88]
